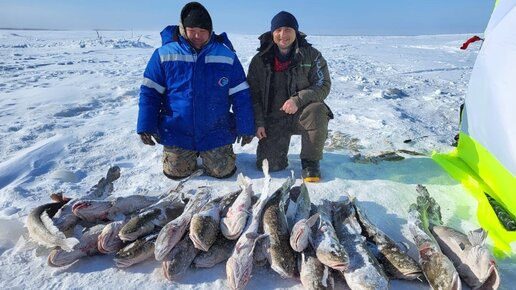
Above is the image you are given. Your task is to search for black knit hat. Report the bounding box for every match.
[181,2,213,32]
[270,11,298,32]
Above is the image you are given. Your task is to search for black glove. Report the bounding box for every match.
[139,133,159,146]
[236,135,254,146]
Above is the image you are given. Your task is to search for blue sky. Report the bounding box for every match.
[0,0,494,35]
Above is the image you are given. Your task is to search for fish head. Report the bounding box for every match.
[47,248,80,267]
[226,255,253,290]
[314,238,349,271]
[290,220,310,252]
[114,257,134,268]
[420,249,461,290]
[113,240,144,268]
[189,215,219,251]
[461,246,498,288]
[97,221,124,254]
[379,244,423,280]
[72,200,112,221]
[118,220,155,242]
[220,211,248,239]
[476,262,500,290]
[154,217,190,260]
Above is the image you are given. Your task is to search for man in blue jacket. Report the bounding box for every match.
[137,2,254,179]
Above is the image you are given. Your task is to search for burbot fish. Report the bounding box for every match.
[72,194,159,222]
[117,169,203,242]
[431,226,499,289]
[290,211,319,252]
[311,200,349,272]
[332,199,388,290]
[220,174,253,240]
[154,187,211,260]
[407,185,461,290]
[299,246,335,290]
[27,199,79,252]
[226,160,273,290]
[193,234,236,268]
[118,192,185,242]
[162,232,200,281]
[353,203,422,280]
[190,189,241,251]
[114,233,158,268]
[261,172,296,277]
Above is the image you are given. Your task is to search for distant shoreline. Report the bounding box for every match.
[0,27,481,37]
[0,27,130,32]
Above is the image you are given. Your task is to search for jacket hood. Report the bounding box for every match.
[159,25,235,52]
[160,25,180,46]
[179,2,212,36]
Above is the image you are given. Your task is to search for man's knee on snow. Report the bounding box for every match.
[162,146,197,180]
[201,145,236,179]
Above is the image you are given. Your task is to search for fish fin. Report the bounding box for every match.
[245,232,268,241]
[262,159,269,178]
[321,266,329,287]
[246,232,259,239]
[50,192,65,202]
[235,240,250,255]
[62,237,80,252]
[41,211,67,240]
[237,173,245,187]
[240,174,252,185]
[467,228,487,246]
[163,168,204,198]
[260,159,271,201]
[306,212,320,227]
[41,211,79,252]
[249,234,269,256]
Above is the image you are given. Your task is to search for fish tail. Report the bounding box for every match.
[260,159,271,201]
[61,237,80,252]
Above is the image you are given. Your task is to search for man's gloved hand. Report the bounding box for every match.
[236,135,254,146]
[139,133,159,146]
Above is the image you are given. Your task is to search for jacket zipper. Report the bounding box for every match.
[192,50,198,148]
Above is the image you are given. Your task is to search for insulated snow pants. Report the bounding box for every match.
[256,102,332,171]
[163,144,236,179]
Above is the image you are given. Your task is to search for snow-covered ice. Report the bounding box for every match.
[0,29,514,289]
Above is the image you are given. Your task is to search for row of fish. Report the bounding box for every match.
[25,165,500,290]
[407,184,500,290]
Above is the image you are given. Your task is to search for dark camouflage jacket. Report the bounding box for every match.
[247,31,332,127]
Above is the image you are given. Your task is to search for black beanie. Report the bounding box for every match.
[182,5,212,32]
[270,11,298,32]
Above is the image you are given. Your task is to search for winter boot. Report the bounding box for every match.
[301,159,321,182]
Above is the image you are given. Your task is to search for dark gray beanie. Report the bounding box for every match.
[182,2,212,32]
[270,11,298,32]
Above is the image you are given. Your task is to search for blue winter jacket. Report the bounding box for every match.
[137,26,255,151]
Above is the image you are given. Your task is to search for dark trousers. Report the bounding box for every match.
[256,102,331,171]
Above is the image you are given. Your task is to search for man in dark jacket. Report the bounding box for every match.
[247,11,332,182]
[137,2,254,179]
